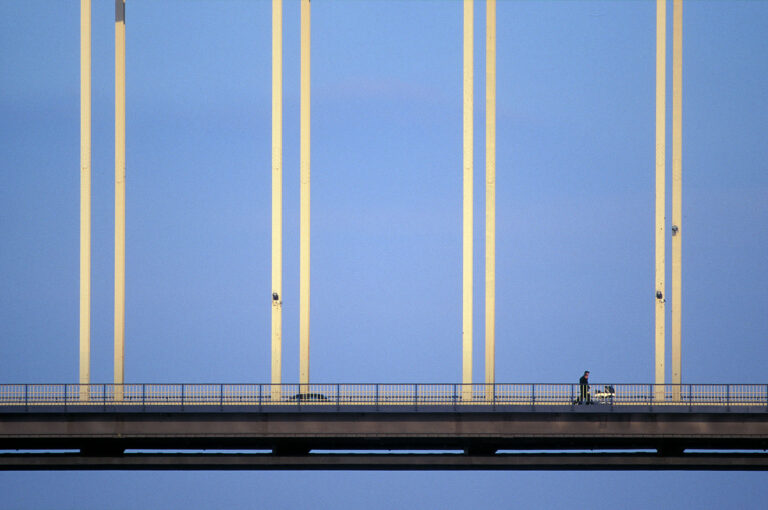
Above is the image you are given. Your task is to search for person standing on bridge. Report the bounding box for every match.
[576,370,591,405]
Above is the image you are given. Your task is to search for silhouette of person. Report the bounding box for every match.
[577,370,591,405]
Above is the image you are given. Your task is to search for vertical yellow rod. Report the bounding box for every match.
[654,0,666,398]
[114,0,126,400]
[484,0,496,401]
[80,0,91,401]
[271,0,283,401]
[462,0,473,400]
[671,0,683,400]
[299,0,311,388]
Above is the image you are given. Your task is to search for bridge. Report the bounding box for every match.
[2,383,767,470]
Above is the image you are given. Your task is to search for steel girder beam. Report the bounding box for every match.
[1,453,768,471]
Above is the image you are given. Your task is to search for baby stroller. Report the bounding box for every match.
[593,385,616,403]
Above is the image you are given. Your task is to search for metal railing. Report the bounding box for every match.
[0,383,767,410]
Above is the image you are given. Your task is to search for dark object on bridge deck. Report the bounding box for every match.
[594,385,616,403]
[289,393,328,402]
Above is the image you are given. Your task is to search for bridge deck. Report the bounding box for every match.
[2,384,766,470]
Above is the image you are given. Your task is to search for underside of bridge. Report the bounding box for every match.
[3,452,768,471]
[2,406,767,470]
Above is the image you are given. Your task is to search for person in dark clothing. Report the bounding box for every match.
[577,370,591,404]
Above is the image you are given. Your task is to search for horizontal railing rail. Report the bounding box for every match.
[0,383,767,410]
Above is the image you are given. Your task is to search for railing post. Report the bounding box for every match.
[688,384,692,411]
[453,384,457,411]
[63,383,68,412]
[181,384,185,409]
[570,384,574,409]
[142,384,146,412]
[103,383,107,411]
[414,384,418,411]
[259,384,263,411]
[219,384,224,410]
[727,384,731,409]
[336,383,340,411]
[531,384,535,409]
[24,384,28,412]
[649,384,654,411]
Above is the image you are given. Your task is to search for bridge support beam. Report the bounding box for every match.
[271,0,283,400]
[654,0,666,399]
[462,0,473,401]
[80,0,92,401]
[485,0,496,399]
[114,0,126,401]
[299,0,311,389]
[671,0,683,400]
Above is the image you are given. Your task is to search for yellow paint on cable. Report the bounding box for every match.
[485,0,496,401]
[272,0,283,401]
[114,0,126,400]
[80,0,91,401]
[463,0,473,401]
[671,0,683,400]
[300,0,311,389]
[655,0,666,397]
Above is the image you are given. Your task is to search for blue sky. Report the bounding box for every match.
[1,0,767,507]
